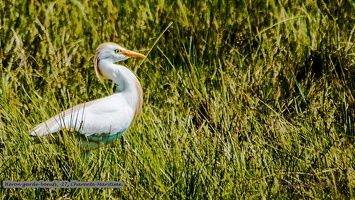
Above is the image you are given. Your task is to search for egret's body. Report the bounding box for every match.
[30,42,145,150]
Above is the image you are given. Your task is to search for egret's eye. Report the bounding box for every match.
[115,49,122,54]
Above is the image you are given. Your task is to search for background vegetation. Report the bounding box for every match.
[1,0,355,198]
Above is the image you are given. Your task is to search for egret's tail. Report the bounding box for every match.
[30,116,63,137]
[30,102,92,137]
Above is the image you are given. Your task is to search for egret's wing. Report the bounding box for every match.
[30,94,134,137]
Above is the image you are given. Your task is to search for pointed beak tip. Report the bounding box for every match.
[135,53,146,59]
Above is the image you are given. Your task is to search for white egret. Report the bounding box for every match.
[30,42,145,151]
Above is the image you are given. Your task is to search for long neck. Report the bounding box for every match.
[99,60,143,120]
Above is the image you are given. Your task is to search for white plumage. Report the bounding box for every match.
[30,42,145,150]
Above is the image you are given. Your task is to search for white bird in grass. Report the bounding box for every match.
[30,42,145,151]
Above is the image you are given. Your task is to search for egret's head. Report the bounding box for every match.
[94,42,146,80]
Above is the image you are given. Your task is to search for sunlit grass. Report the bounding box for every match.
[1,0,355,199]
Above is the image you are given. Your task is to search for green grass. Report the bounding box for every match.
[1,0,355,199]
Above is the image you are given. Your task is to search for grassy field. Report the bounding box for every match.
[1,0,355,199]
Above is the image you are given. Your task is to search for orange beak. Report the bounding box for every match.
[121,50,146,59]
